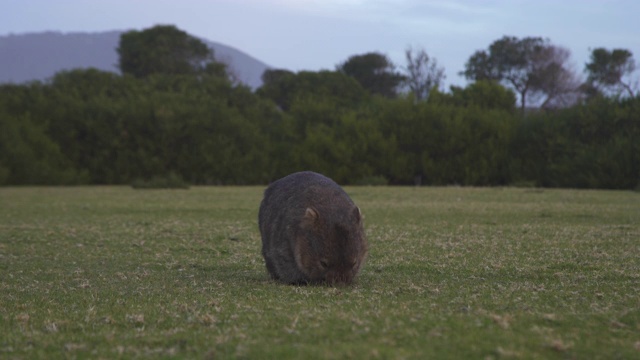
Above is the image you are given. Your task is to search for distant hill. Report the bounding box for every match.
[0,30,271,89]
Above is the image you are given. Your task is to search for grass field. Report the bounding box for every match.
[1,186,639,359]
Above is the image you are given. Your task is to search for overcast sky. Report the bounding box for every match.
[2,0,638,87]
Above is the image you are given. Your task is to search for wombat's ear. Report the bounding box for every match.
[353,206,363,223]
[302,207,319,227]
[305,207,318,219]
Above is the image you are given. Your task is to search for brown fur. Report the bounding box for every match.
[259,171,368,285]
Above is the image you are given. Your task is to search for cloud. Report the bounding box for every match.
[414,0,501,15]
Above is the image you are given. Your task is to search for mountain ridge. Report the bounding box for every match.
[0,30,272,89]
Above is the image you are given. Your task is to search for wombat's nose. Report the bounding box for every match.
[325,272,353,286]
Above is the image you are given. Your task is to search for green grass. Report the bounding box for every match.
[1,186,639,359]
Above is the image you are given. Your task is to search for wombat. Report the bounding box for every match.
[258,171,368,285]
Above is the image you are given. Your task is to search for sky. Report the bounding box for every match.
[2,0,638,87]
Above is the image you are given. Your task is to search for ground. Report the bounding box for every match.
[1,186,638,358]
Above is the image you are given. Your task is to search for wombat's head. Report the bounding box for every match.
[294,206,368,285]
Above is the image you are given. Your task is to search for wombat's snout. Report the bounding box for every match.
[324,271,354,286]
[323,260,362,285]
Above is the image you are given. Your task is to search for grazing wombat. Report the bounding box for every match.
[258,171,368,285]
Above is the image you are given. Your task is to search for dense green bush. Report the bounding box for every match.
[0,69,638,189]
[131,172,190,189]
[511,97,640,188]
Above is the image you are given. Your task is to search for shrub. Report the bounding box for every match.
[131,172,190,189]
[355,175,389,186]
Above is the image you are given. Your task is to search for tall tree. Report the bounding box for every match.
[261,69,295,86]
[430,81,516,112]
[585,48,636,98]
[337,52,405,98]
[117,25,224,79]
[257,70,367,111]
[403,46,446,102]
[462,36,579,112]
[531,46,582,108]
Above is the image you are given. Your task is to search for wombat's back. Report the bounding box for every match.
[258,171,367,285]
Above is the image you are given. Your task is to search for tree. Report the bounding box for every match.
[430,81,516,112]
[261,69,295,85]
[0,111,84,185]
[462,36,579,112]
[117,25,226,79]
[585,48,637,98]
[257,70,368,111]
[403,46,446,101]
[257,69,296,110]
[531,45,583,109]
[337,52,405,98]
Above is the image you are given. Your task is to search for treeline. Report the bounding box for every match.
[1,70,638,188]
[0,25,639,188]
